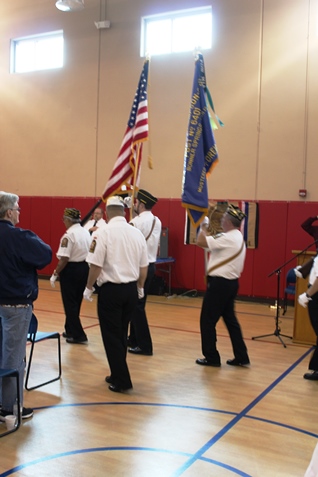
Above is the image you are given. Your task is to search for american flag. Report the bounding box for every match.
[102,60,149,200]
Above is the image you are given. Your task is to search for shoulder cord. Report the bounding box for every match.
[145,217,156,241]
[206,239,244,276]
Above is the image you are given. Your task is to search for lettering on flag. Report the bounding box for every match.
[181,53,219,228]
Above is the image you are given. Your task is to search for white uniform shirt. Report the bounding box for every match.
[57,224,91,262]
[84,218,107,231]
[205,229,246,279]
[130,211,162,263]
[86,216,148,285]
[309,255,318,287]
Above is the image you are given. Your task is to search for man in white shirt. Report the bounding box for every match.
[84,196,148,393]
[50,208,91,344]
[195,204,250,368]
[128,189,162,356]
[298,255,318,380]
[83,207,106,235]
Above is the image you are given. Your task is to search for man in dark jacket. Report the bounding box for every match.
[0,191,52,421]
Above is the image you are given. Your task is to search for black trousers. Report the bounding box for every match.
[307,292,318,370]
[98,281,138,389]
[129,262,155,353]
[59,261,89,340]
[200,276,249,364]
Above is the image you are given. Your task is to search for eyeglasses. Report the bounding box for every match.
[9,207,21,212]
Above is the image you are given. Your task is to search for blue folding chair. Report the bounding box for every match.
[25,313,62,391]
[282,268,296,315]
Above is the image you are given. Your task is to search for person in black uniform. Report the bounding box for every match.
[195,204,250,367]
[0,191,52,420]
[50,208,91,344]
[294,215,318,279]
[301,215,318,244]
[84,196,148,393]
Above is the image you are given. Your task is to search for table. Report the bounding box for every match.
[155,257,176,295]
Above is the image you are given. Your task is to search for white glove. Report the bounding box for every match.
[124,196,132,208]
[50,273,58,288]
[83,287,95,302]
[137,287,144,299]
[199,216,209,233]
[298,292,311,308]
[201,216,209,227]
[294,265,303,279]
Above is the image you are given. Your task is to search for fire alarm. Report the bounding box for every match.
[299,189,307,198]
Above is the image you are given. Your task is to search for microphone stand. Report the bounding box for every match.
[252,239,318,348]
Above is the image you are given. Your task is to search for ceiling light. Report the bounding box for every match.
[55,0,84,12]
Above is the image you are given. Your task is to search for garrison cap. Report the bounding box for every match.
[63,208,81,220]
[227,204,246,222]
[137,189,158,208]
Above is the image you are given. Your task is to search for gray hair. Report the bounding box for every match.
[0,191,19,219]
[226,213,241,229]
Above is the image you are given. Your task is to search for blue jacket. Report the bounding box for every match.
[0,220,52,305]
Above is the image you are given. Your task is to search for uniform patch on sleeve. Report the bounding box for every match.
[61,237,68,247]
[89,239,97,253]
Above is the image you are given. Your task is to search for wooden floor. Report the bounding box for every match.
[1,279,317,477]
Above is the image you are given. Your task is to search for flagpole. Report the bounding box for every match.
[130,142,142,220]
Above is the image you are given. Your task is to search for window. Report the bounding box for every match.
[141,6,212,57]
[11,31,64,73]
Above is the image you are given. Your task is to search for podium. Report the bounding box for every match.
[292,250,316,345]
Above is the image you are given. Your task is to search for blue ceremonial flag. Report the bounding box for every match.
[181,53,219,228]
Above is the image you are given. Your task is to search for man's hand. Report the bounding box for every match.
[137,287,144,299]
[124,196,132,208]
[294,265,303,279]
[50,273,58,288]
[298,292,311,308]
[83,287,95,302]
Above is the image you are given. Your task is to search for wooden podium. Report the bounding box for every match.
[292,250,316,345]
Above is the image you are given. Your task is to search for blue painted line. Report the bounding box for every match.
[33,400,318,439]
[170,347,313,476]
[0,446,252,477]
[1,348,314,477]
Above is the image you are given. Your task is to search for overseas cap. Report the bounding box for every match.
[63,208,81,220]
[137,189,158,208]
[227,204,246,222]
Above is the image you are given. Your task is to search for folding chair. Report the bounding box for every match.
[282,268,296,315]
[25,313,62,391]
[0,368,21,437]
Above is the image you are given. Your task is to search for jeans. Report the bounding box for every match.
[0,305,32,412]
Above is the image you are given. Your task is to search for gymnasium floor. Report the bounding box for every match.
[0,280,317,477]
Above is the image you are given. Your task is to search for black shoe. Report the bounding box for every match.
[195,358,221,367]
[303,371,318,380]
[62,332,72,339]
[66,337,88,344]
[108,384,132,393]
[105,376,114,384]
[128,346,152,356]
[0,407,33,420]
[226,358,250,366]
[22,407,34,419]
